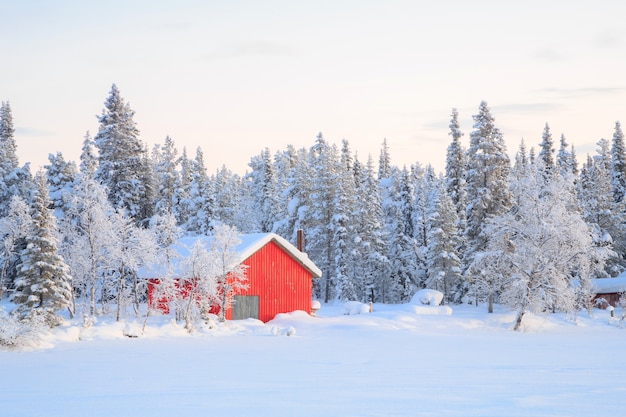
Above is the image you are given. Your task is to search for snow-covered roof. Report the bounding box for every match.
[592,274,626,294]
[234,233,322,278]
[142,233,322,278]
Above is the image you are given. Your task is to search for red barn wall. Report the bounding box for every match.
[227,240,313,322]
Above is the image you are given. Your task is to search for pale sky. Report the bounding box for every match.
[2,0,625,174]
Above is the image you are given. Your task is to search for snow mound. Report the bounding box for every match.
[410,289,444,306]
[405,304,453,315]
[342,301,371,315]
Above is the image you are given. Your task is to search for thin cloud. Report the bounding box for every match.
[492,102,563,114]
[16,127,55,136]
[532,46,566,62]
[538,86,626,98]
[592,28,624,48]
[202,40,296,61]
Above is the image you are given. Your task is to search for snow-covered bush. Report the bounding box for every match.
[0,309,49,350]
[410,289,444,306]
[342,301,371,315]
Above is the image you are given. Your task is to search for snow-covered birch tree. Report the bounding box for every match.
[209,224,248,322]
[470,163,607,330]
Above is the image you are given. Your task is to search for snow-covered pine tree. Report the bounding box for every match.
[0,101,33,217]
[556,133,575,178]
[45,151,78,217]
[412,164,438,290]
[248,148,280,233]
[0,102,18,171]
[307,133,338,302]
[94,84,153,225]
[538,122,555,176]
[445,108,467,236]
[332,140,358,301]
[378,138,391,180]
[80,131,98,178]
[464,101,511,312]
[272,145,305,241]
[173,147,193,228]
[0,196,31,299]
[212,166,250,231]
[513,138,529,177]
[152,135,180,216]
[384,167,418,302]
[610,121,626,203]
[353,155,389,303]
[185,147,214,235]
[11,172,72,326]
[579,139,626,274]
[425,178,462,304]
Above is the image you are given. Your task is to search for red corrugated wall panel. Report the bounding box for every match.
[226,241,312,322]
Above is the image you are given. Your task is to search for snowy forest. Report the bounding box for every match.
[1,84,625,333]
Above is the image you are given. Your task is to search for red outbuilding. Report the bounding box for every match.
[146,233,322,322]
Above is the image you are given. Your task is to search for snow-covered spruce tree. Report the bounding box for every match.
[213,165,257,232]
[94,84,153,225]
[464,101,511,312]
[184,147,215,234]
[556,133,576,178]
[11,172,72,326]
[45,151,77,217]
[80,131,98,177]
[172,147,193,228]
[0,101,19,206]
[384,167,419,302]
[378,138,392,181]
[0,101,18,171]
[0,101,34,217]
[538,122,555,176]
[59,174,115,317]
[248,148,280,233]
[610,121,626,203]
[469,162,607,331]
[152,135,180,216]
[445,107,467,234]
[0,196,31,299]
[307,133,338,302]
[332,141,359,301]
[425,178,462,304]
[578,139,626,275]
[513,139,529,177]
[412,165,438,290]
[351,154,389,303]
[272,145,309,242]
[209,224,248,322]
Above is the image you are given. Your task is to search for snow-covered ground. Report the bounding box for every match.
[2,303,625,417]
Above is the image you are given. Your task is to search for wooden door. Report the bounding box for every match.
[231,295,259,320]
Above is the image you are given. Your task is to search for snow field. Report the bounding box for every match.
[1,304,625,417]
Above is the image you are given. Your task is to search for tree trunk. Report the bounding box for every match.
[513,309,525,331]
[488,291,494,313]
[116,267,124,322]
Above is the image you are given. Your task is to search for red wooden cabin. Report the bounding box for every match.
[591,274,626,309]
[146,233,322,322]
